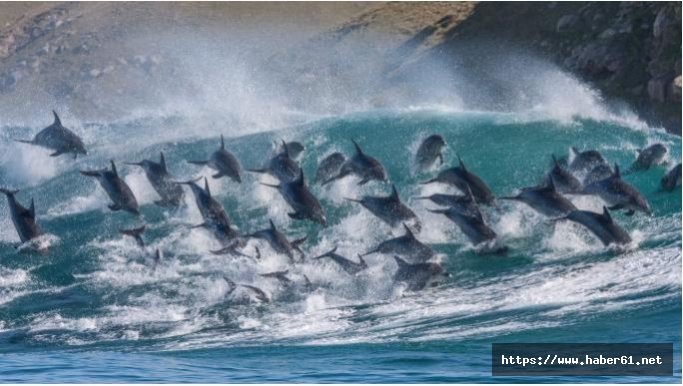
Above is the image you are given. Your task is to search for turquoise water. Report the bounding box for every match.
[0,109,680,382]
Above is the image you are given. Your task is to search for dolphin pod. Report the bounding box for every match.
[1,120,678,293]
[15,111,87,158]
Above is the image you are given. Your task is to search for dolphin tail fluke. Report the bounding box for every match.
[0,187,19,196]
[312,246,338,260]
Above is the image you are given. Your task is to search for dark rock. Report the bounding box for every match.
[648,78,667,103]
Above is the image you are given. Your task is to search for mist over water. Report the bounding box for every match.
[0,26,680,382]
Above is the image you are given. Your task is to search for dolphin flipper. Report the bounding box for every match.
[212,172,224,179]
[108,204,122,211]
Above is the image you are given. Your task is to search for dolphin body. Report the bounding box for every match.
[569,147,608,173]
[500,178,577,217]
[631,143,667,171]
[177,177,241,243]
[361,223,434,262]
[243,219,307,262]
[323,140,387,186]
[15,111,87,158]
[415,186,480,217]
[421,156,495,205]
[248,142,301,182]
[582,164,652,216]
[346,185,421,231]
[313,247,368,275]
[80,161,140,215]
[415,134,446,170]
[544,154,582,193]
[0,188,43,245]
[661,163,682,192]
[392,256,449,291]
[224,277,270,303]
[188,135,243,182]
[315,152,346,184]
[127,152,184,207]
[120,225,146,247]
[428,206,498,246]
[554,207,631,246]
[261,170,327,226]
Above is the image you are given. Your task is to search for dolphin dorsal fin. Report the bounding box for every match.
[204,178,211,197]
[393,255,409,267]
[220,135,225,150]
[602,206,613,223]
[269,219,276,230]
[52,110,62,126]
[457,155,467,171]
[29,198,36,218]
[390,184,400,201]
[403,223,415,238]
[351,139,363,155]
[571,146,579,156]
[613,163,620,178]
[159,152,167,172]
[110,160,118,176]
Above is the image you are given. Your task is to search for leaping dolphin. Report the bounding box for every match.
[261,170,327,226]
[415,185,480,218]
[176,177,241,243]
[582,164,652,216]
[544,154,582,194]
[15,111,87,158]
[313,247,368,275]
[630,143,667,172]
[0,188,44,246]
[428,206,498,247]
[500,177,577,217]
[421,156,495,205]
[242,219,307,263]
[346,185,421,231]
[315,152,346,184]
[569,147,608,173]
[188,135,243,182]
[80,160,140,215]
[552,206,631,246]
[223,276,270,303]
[393,256,449,291]
[120,225,146,247]
[360,223,433,262]
[661,163,681,192]
[126,152,184,207]
[415,134,446,170]
[248,141,301,182]
[323,139,387,186]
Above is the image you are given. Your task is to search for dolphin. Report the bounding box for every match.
[631,143,667,171]
[345,184,421,231]
[500,177,577,217]
[223,277,270,303]
[15,111,87,158]
[661,163,682,192]
[361,223,434,262]
[176,177,240,242]
[313,247,368,275]
[553,206,631,246]
[544,154,582,193]
[582,164,652,216]
[248,141,301,182]
[188,135,243,182]
[80,160,140,215]
[428,206,498,246]
[583,163,614,186]
[569,147,608,173]
[126,152,184,207]
[243,219,307,262]
[415,134,446,170]
[315,152,346,184]
[259,270,293,285]
[120,225,146,247]
[415,185,480,217]
[0,188,43,245]
[261,170,327,226]
[323,139,387,186]
[421,156,495,205]
[392,256,449,291]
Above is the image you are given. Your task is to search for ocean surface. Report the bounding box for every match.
[0,108,680,382]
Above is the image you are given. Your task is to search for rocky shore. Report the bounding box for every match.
[0,2,679,133]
